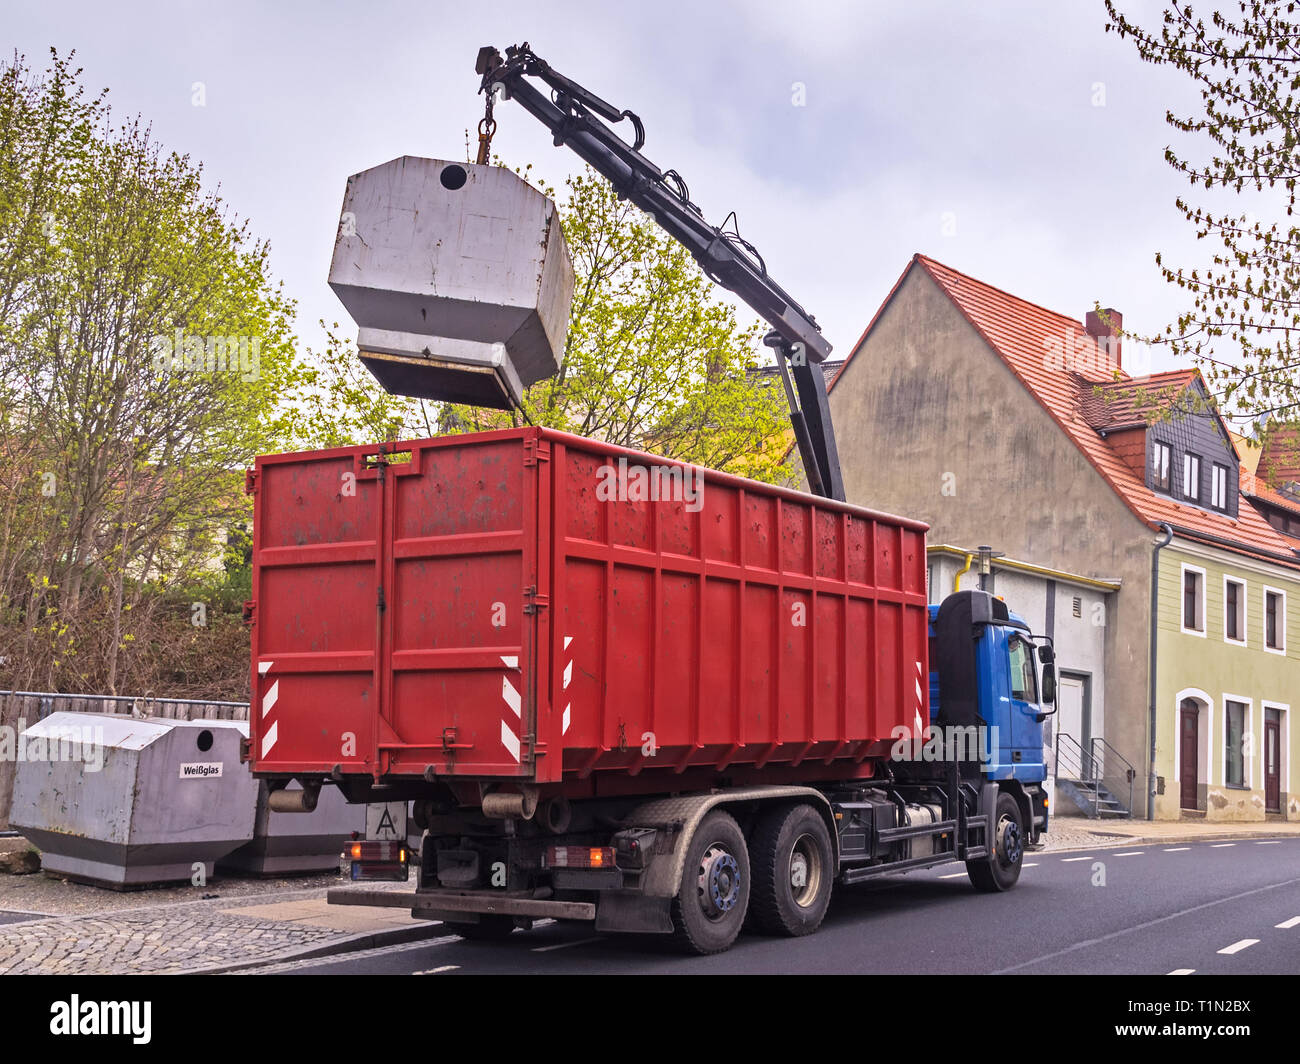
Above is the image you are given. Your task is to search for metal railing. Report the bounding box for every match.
[1089,736,1135,819]
[1053,731,1133,818]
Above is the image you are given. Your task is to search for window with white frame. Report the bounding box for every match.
[1153,441,1172,492]
[1224,699,1248,787]
[1211,463,1229,510]
[1184,453,1201,501]
[1182,565,1205,634]
[1224,577,1246,644]
[1265,587,1286,653]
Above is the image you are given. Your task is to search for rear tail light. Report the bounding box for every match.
[544,846,616,869]
[349,840,409,881]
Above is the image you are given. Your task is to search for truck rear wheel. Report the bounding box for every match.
[966,792,1024,893]
[750,803,833,936]
[670,811,749,955]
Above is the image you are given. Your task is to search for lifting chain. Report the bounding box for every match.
[475,84,497,165]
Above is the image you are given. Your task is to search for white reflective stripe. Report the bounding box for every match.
[501,655,518,669]
[258,660,274,675]
[261,720,278,759]
[564,635,573,649]
[502,676,521,718]
[262,680,279,718]
[501,719,520,762]
[563,660,573,688]
[562,703,571,735]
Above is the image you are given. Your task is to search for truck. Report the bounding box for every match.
[242,44,1056,954]
[246,427,1054,954]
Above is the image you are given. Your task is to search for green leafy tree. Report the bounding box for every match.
[0,51,304,693]
[1105,2,1300,434]
[441,167,793,482]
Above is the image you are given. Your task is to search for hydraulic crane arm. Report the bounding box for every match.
[476,43,845,501]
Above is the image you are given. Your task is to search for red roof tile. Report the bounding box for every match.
[836,253,1300,569]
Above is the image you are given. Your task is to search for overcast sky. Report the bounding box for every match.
[8,1,1217,392]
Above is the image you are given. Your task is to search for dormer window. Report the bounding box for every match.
[1211,463,1229,510]
[1183,453,1201,501]
[1153,441,1172,492]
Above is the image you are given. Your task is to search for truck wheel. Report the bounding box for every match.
[966,792,1024,893]
[446,915,516,941]
[670,811,750,955]
[750,803,833,936]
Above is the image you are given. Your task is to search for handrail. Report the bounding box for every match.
[1091,736,1135,819]
[1054,731,1134,818]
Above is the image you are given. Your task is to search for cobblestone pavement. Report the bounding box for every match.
[0,884,425,975]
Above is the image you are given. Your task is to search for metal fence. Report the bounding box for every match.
[0,690,250,829]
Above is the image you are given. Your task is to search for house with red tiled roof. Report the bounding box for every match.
[828,253,1300,823]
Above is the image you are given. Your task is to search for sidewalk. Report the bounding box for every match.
[1040,814,1300,852]
[0,880,432,975]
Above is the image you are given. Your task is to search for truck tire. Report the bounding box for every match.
[966,792,1024,893]
[750,803,833,936]
[670,811,750,955]
[445,915,516,941]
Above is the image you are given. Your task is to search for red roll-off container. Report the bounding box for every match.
[247,428,929,792]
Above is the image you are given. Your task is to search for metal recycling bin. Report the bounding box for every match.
[8,713,257,887]
[328,156,574,409]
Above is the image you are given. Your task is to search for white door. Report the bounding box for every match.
[1055,673,1088,779]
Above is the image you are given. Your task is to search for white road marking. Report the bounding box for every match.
[1275,916,1300,929]
[938,872,967,879]
[1255,840,1281,845]
[1163,847,1190,852]
[531,937,603,953]
[995,876,1300,974]
[414,965,460,974]
[1210,843,1236,848]
[1061,856,1093,862]
[1168,969,1196,975]
[1023,862,1039,867]
[1217,939,1259,955]
[1114,851,1144,857]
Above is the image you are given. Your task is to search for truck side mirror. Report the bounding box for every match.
[1041,664,1056,705]
[1038,644,1054,665]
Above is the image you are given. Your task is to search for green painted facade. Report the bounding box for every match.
[1153,542,1299,821]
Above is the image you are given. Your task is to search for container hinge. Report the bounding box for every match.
[523,438,551,467]
[244,468,258,495]
[523,585,549,614]
[377,586,387,614]
[242,600,256,625]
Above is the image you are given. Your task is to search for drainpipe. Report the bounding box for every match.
[1148,522,1174,820]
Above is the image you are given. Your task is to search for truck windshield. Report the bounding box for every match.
[1008,635,1037,703]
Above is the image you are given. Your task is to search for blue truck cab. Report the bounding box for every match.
[927,589,1054,846]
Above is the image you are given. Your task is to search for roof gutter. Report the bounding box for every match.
[1163,522,1300,569]
[1148,522,1174,821]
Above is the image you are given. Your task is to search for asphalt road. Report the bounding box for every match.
[247,837,1300,975]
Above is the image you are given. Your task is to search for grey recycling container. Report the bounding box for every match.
[9,713,257,888]
[328,156,574,409]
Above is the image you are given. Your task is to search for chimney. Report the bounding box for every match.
[1085,308,1122,370]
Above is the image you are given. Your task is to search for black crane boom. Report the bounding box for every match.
[477,43,845,501]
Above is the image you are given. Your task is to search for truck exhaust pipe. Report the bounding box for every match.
[482,787,538,820]
[268,783,320,813]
